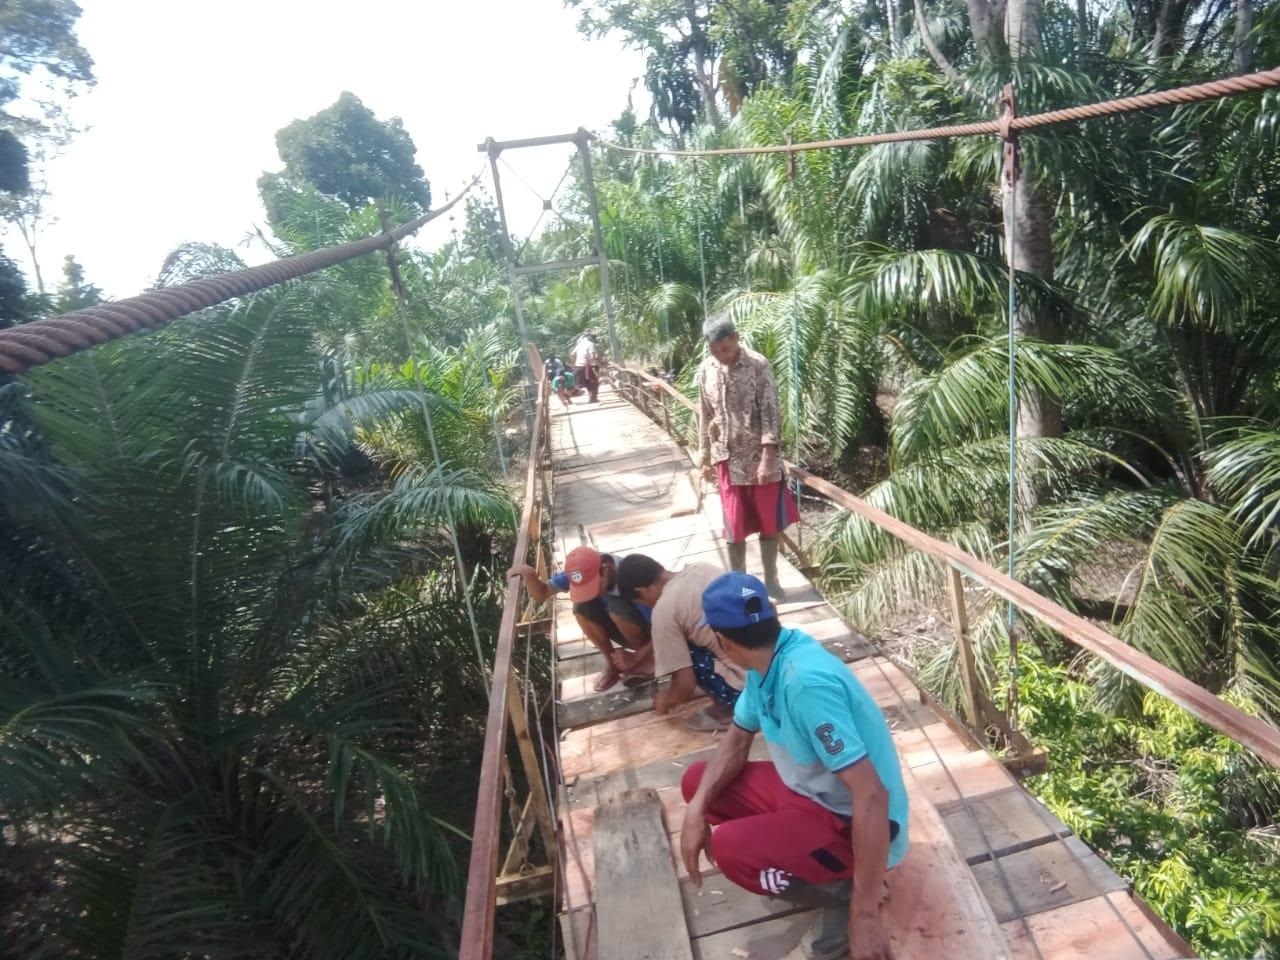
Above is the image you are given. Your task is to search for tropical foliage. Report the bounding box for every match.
[0,109,529,956]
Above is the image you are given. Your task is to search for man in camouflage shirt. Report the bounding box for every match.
[696,313,798,600]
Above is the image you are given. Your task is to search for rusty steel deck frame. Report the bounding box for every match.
[613,365,1280,771]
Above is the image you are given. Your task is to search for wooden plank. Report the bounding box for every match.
[494,864,554,905]
[1000,892,1191,960]
[568,738,774,814]
[668,470,701,517]
[680,871,805,938]
[559,681,662,730]
[971,838,1116,923]
[939,787,1071,864]
[505,672,558,860]
[593,789,695,960]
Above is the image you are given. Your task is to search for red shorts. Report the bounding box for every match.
[716,461,799,544]
[681,760,852,896]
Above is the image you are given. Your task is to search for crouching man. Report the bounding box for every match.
[615,555,745,732]
[508,546,651,692]
[680,572,909,960]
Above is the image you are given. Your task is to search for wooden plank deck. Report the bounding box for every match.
[549,383,1193,960]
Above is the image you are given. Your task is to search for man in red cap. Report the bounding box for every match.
[508,545,652,691]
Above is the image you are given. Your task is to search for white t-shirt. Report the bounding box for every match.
[572,336,597,367]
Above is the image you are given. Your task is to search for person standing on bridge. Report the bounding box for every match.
[680,571,907,960]
[697,313,798,600]
[614,555,744,732]
[508,545,650,692]
[572,331,601,403]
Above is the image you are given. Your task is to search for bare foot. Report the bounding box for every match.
[611,648,648,673]
[594,665,622,692]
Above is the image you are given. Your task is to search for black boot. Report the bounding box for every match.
[775,880,850,960]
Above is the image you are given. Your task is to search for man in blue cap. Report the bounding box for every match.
[679,571,909,960]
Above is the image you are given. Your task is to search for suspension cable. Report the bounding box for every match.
[0,172,484,376]
[595,67,1280,158]
[1002,88,1021,725]
[691,160,710,313]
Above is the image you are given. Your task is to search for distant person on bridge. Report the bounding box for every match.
[572,331,601,403]
[615,555,745,732]
[508,545,650,692]
[543,352,575,407]
[697,313,798,601]
[680,572,907,960]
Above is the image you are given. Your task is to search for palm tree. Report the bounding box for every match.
[0,277,517,958]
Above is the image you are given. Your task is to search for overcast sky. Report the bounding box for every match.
[8,0,649,298]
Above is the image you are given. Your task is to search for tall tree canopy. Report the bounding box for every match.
[0,0,93,315]
[0,0,94,104]
[261,91,431,216]
[567,0,799,130]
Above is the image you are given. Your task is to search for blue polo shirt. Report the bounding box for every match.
[732,626,910,868]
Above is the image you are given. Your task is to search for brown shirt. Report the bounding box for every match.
[650,563,746,689]
[697,345,783,486]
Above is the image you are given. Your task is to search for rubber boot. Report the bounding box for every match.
[760,536,787,601]
[802,903,851,960]
[727,540,747,573]
[775,880,850,960]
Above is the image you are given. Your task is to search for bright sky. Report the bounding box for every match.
[10,0,648,298]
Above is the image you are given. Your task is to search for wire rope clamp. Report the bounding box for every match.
[998,83,1020,186]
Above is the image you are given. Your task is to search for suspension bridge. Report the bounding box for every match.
[519,367,1204,960]
[5,68,1280,960]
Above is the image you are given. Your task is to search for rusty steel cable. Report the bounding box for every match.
[0,173,483,376]
[596,66,1280,158]
[6,67,1279,375]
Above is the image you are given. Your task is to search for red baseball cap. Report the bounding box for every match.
[564,546,604,603]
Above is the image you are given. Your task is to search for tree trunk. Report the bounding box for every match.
[1005,0,1043,54]
[966,0,1003,56]
[887,0,904,53]
[1003,0,1061,445]
[16,218,44,295]
[915,0,965,85]
[1150,0,1187,59]
[686,0,722,126]
[1235,0,1255,72]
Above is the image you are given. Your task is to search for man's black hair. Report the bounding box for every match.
[713,596,782,649]
[615,553,664,600]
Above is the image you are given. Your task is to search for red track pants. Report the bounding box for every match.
[681,760,853,897]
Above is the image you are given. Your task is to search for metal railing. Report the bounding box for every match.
[459,348,560,959]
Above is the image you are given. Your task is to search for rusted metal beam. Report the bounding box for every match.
[512,255,599,276]
[478,130,591,154]
[458,366,550,960]
[789,462,1280,770]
